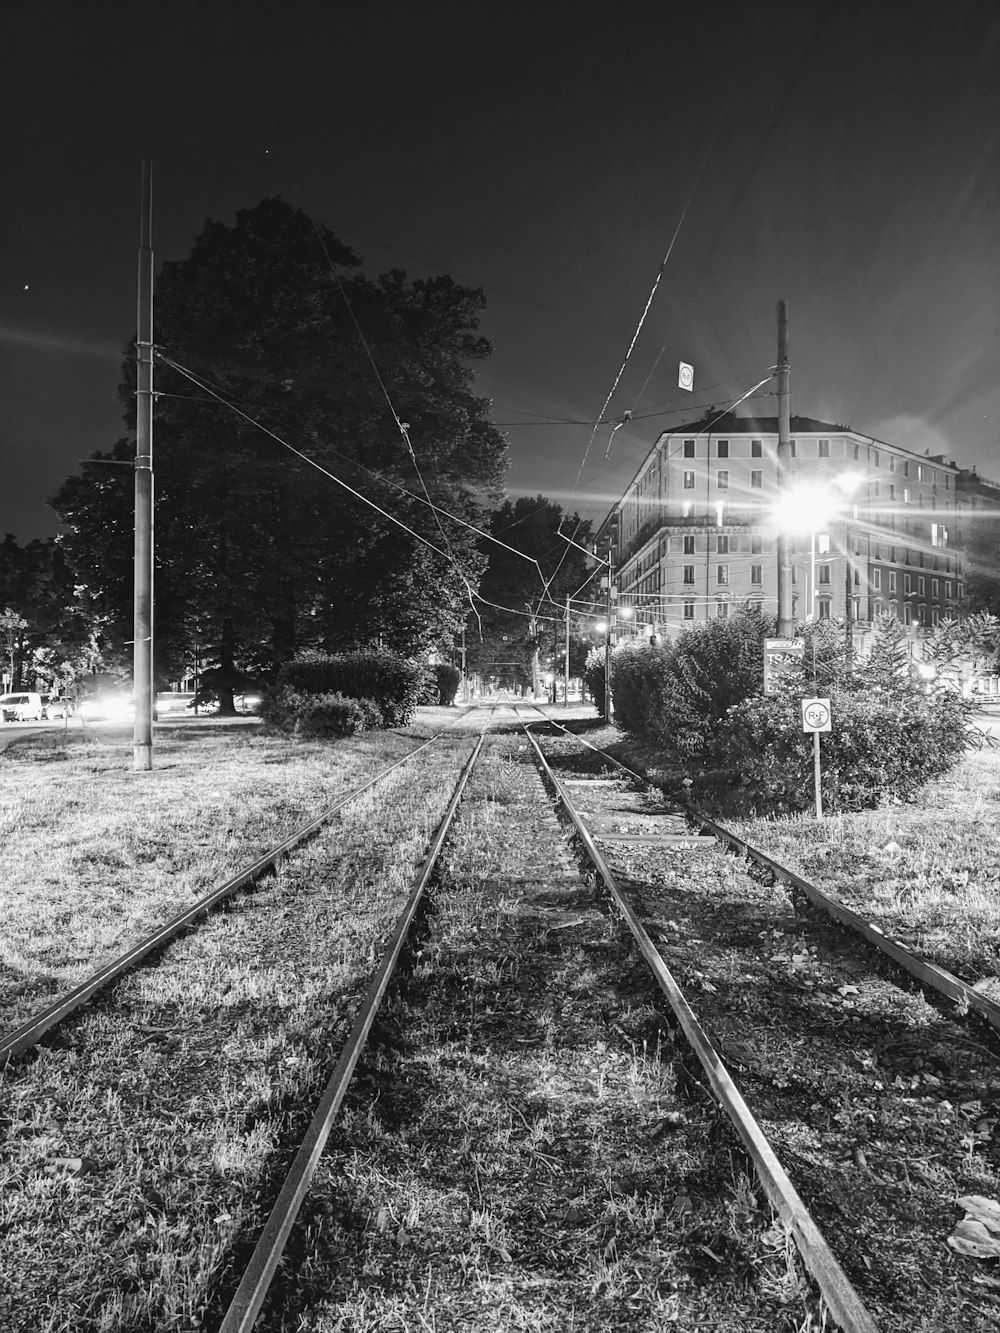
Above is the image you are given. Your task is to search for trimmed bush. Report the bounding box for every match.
[276,649,424,727]
[424,662,461,706]
[261,689,382,738]
[710,685,969,814]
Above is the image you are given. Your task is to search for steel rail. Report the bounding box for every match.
[0,728,457,1066]
[513,702,646,780]
[217,724,490,1333]
[695,808,1000,1035]
[523,725,879,1333]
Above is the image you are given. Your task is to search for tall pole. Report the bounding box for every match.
[604,554,613,721]
[564,596,570,706]
[134,160,154,772]
[775,300,794,635]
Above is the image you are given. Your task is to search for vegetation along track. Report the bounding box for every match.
[0,710,485,1332]
[5,705,999,1331]
[211,710,878,1333]
[526,712,1000,1332]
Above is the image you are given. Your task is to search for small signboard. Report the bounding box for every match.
[763,638,804,695]
[678,361,694,391]
[801,697,832,733]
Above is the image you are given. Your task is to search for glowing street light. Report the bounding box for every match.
[772,475,863,622]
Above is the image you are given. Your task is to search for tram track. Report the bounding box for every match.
[4,705,998,1331]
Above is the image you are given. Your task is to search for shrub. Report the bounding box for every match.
[276,649,424,727]
[427,662,461,706]
[261,689,381,738]
[708,684,969,814]
[583,646,606,717]
[612,608,773,754]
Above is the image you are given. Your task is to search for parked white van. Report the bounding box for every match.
[0,692,44,722]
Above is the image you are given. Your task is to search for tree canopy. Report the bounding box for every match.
[465,497,595,692]
[52,199,507,700]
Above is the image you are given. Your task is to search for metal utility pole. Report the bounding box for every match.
[564,596,571,706]
[604,553,613,721]
[775,300,794,636]
[134,160,154,771]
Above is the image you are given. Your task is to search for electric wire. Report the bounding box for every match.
[155,354,573,632]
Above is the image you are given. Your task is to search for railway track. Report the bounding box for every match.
[3,705,998,1331]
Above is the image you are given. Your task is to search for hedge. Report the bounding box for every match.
[275,649,424,727]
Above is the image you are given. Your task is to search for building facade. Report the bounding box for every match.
[599,412,965,653]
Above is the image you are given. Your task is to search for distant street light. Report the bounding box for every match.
[772,475,863,622]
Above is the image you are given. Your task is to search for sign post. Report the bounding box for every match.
[801,697,832,817]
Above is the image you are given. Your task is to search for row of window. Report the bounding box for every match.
[679,598,948,626]
[677,438,951,489]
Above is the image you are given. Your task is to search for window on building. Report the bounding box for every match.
[873,569,882,590]
[932,607,940,626]
[945,474,950,489]
[717,564,729,585]
[751,564,762,585]
[789,440,796,458]
[717,600,729,619]
[717,440,729,459]
[683,600,695,620]
[682,501,692,517]
[751,535,763,554]
[904,604,913,626]
[818,565,831,586]
[717,470,729,489]
[904,573,912,594]
[889,571,897,592]
[751,439,762,457]
[853,442,860,460]
[890,456,896,472]
[818,598,831,620]
[918,576,925,594]
[903,488,911,503]
[750,469,763,489]
[903,460,910,477]
[917,464,923,481]
[852,596,861,619]
[945,580,952,598]
[683,534,695,555]
[791,566,798,585]
[854,569,861,586]
[932,578,939,596]
[683,471,695,489]
[889,484,896,500]
[683,564,695,584]
[875,599,884,617]
[715,503,726,527]
[873,449,880,467]
[717,535,729,554]
[873,480,880,497]
[818,439,830,458]
[683,439,695,458]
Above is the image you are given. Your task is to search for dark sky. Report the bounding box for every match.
[2,0,999,543]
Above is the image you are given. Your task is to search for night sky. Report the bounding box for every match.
[2,0,999,543]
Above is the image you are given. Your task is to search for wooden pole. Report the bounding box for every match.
[133,160,154,772]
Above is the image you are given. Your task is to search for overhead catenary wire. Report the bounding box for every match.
[155,354,574,632]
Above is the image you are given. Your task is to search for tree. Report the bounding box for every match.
[51,199,506,710]
[465,497,594,693]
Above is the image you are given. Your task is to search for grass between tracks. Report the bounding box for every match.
[0,711,474,1332]
[599,727,1000,989]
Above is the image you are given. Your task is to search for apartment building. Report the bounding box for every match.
[599,411,964,651]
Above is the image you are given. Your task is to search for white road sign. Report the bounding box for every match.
[678,361,694,391]
[801,697,832,733]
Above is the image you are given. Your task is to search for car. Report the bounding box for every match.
[0,691,44,722]
[42,693,71,720]
[77,692,133,723]
[155,691,197,717]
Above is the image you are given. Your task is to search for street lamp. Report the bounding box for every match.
[772,474,863,623]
